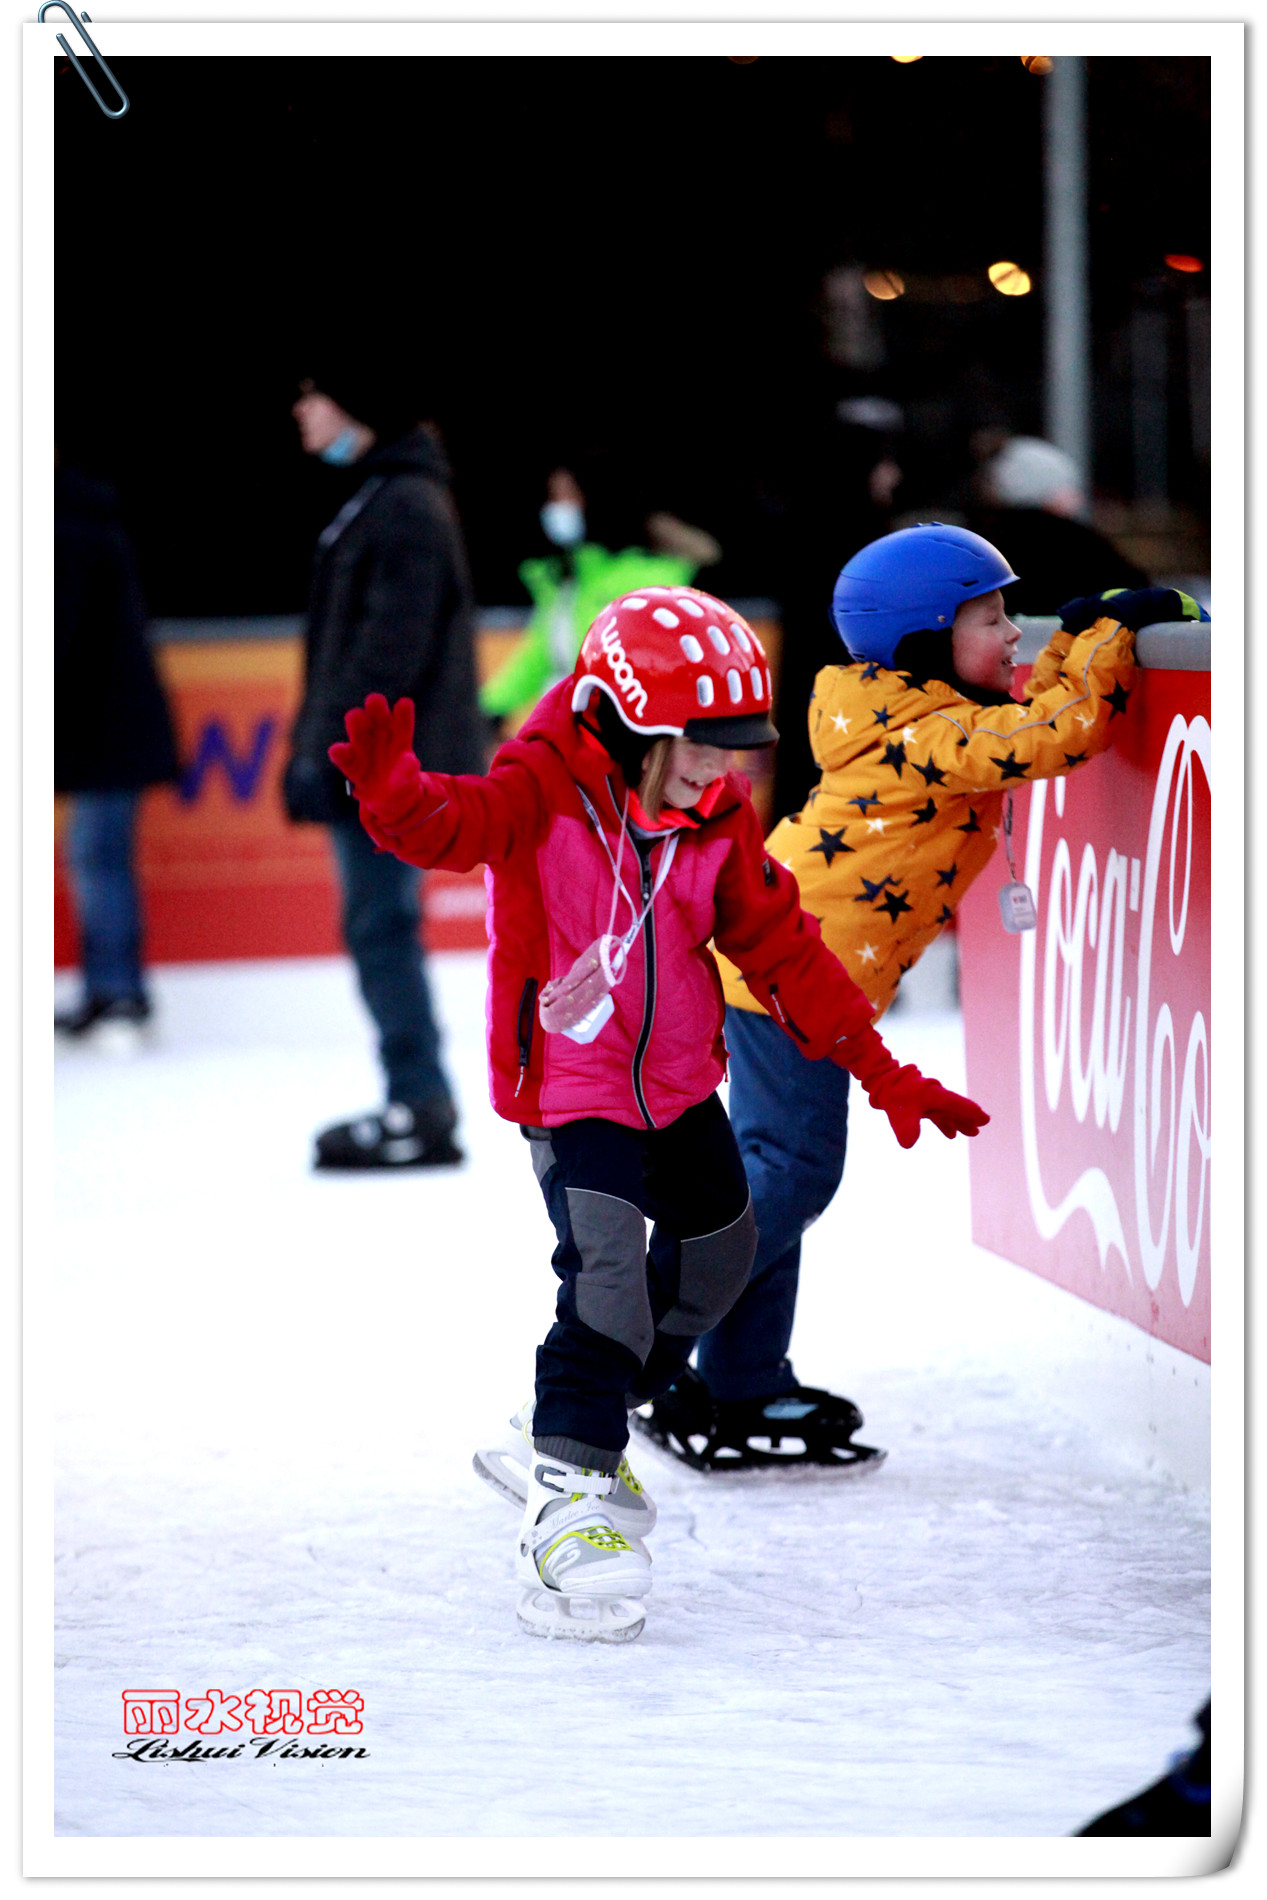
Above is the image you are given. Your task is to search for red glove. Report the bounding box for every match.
[867,1068,991,1149]
[833,1024,990,1149]
[328,694,424,823]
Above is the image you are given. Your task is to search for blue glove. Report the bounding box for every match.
[1059,587,1210,635]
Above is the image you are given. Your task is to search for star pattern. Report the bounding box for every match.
[990,753,1030,781]
[902,726,918,743]
[808,826,853,866]
[848,792,880,815]
[936,862,961,888]
[914,757,947,787]
[854,875,894,905]
[865,816,888,834]
[911,798,938,826]
[881,740,907,776]
[1076,710,1095,730]
[873,706,892,727]
[857,943,878,965]
[860,662,882,682]
[937,904,954,925]
[957,809,982,834]
[877,888,914,923]
[1105,681,1131,720]
[831,713,851,734]
[1063,751,1087,769]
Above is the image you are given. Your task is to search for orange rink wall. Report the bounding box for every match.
[54,613,783,967]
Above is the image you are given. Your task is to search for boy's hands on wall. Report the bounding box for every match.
[329,694,423,820]
[1059,587,1210,635]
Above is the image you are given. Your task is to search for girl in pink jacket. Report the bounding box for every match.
[331,586,986,1643]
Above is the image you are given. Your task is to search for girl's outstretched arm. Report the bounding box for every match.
[713,796,987,1148]
[329,692,547,872]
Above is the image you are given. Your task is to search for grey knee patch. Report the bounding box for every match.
[657,1195,758,1337]
[527,1134,556,1186]
[566,1187,654,1362]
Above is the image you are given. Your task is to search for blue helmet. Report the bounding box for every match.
[831,523,1020,667]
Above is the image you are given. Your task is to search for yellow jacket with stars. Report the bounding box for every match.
[720,614,1137,1022]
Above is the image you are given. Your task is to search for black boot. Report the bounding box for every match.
[55,994,152,1037]
[632,1366,886,1473]
[313,1099,463,1171]
[1076,1703,1211,1836]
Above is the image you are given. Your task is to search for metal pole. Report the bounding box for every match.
[1043,56,1091,500]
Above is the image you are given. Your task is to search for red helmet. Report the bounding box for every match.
[571,586,778,748]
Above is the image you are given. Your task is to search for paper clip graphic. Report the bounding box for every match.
[39,4,130,120]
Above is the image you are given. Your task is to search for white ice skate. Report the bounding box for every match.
[474,1402,657,1544]
[515,1451,652,1643]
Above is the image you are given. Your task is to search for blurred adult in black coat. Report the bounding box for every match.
[54,466,179,1040]
[769,404,902,821]
[284,371,482,1171]
[969,436,1150,614]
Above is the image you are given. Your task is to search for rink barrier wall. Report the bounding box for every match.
[957,617,1211,1483]
[52,604,783,967]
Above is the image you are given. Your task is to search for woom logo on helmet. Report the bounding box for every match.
[597,617,649,719]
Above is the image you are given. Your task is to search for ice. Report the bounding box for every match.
[52,953,1209,1838]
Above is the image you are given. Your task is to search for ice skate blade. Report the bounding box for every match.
[633,1417,888,1477]
[517,1587,646,1644]
[472,1446,526,1508]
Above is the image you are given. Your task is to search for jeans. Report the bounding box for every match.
[328,814,454,1112]
[528,1094,755,1466]
[66,790,145,1002]
[694,1005,851,1402]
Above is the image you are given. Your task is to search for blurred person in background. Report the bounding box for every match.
[284,365,482,1170]
[769,398,905,820]
[479,464,722,734]
[968,434,1149,613]
[54,461,180,1048]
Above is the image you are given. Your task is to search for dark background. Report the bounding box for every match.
[54,54,1210,616]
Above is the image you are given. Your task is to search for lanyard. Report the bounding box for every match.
[577,785,680,968]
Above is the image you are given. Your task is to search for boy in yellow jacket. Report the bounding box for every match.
[630,523,1207,1472]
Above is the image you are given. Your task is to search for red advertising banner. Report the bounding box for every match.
[53,636,492,965]
[958,661,1210,1363]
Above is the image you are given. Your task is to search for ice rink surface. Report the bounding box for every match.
[51,952,1210,1840]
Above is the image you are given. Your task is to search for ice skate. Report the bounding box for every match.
[312,1099,463,1171]
[474,1402,657,1543]
[55,994,152,1057]
[632,1365,887,1474]
[515,1450,652,1643]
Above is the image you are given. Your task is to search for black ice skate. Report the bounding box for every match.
[313,1100,462,1170]
[631,1365,887,1473]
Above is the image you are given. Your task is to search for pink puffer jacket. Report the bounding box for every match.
[355,680,877,1129]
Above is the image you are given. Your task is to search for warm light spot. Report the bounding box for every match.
[864,269,906,301]
[1165,253,1204,273]
[891,55,923,63]
[988,260,1032,297]
[728,56,759,64]
[1021,56,1054,75]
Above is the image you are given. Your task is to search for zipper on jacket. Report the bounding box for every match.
[515,977,538,1097]
[631,844,658,1129]
[767,984,810,1045]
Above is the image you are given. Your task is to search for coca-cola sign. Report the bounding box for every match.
[959,665,1210,1362]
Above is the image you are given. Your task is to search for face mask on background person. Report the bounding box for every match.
[320,426,365,467]
[540,499,586,547]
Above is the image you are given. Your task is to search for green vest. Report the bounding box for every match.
[480,542,697,719]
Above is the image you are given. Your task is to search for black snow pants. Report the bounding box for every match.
[525,1093,757,1471]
